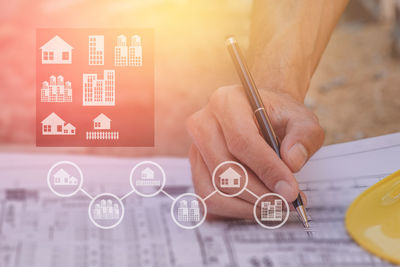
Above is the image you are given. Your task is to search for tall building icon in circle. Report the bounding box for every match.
[177,199,200,222]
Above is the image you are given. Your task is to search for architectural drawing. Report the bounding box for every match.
[177,200,200,222]
[41,75,72,103]
[92,199,120,220]
[88,35,104,65]
[40,35,73,64]
[261,200,283,221]
[41,112,75,135]
[115,34,142,67]
[219,167,241,188]
[82,70,115,106]
[53,168,78,186]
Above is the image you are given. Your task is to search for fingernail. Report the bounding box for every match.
[288,143,308,171]
[274,180,296,200]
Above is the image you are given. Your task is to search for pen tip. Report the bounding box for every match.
[295,205,310,229]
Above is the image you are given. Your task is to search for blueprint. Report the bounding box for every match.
[1,132,400,266]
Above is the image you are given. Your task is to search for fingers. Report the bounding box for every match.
[208,86,299,201]
[187,108,271,205]
[280,112,325,172]
[189,145,254,219]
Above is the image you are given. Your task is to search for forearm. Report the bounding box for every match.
[248,0,349,102]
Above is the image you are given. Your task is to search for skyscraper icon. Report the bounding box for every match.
[88,35,104,65]
[129,35,142,66]
[93,199,120,220]
[261,199,283,221]
[82,70,115,106]
[115,34,142,67]
[177,199,200,222]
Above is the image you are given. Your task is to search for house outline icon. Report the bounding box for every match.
[141,167,154,180]
[41,112,76,135]
[93,113,111,130]
[53,168,78,186]
[40,35,73,64]
[219,167,241,188]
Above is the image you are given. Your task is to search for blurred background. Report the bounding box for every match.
[0,0,399,157]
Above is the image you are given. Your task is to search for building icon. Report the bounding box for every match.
[115,34,142,67]
[261,200,283,221]
[135,167,160,186]
[219,167,241,188]
[41,112,76,135]
[41,75,72,103]
[40,35,73,64]
[83,70,115,106]
[53,168,78,186]
[93,113,111,130]
[86,113,119,140]
[88,35,104,65]
[177,200,200,222]
[93,199,120,220]
[141,167,154,179]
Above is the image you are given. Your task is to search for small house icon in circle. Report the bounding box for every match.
[219,167,241,188]
[141,167,154,180]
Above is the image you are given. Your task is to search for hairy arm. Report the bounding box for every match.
[248,0,349,101]
[186,1,349,219]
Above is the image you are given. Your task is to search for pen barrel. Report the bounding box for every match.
[254,108,281,156]
[226,37,307,221]
[226,38,280,157]
[226,42,264,109]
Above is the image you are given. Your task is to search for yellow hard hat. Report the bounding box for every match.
[346,170,400,264]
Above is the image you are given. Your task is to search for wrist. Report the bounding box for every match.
[249,31,313,103]
[251,60,312,103]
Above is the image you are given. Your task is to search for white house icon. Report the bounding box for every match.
[219,167,241,188]
[41,112,76,135]
[93,113,111,130]
[141,167,154,180]
[53,168,78,186]
[40,35,73,64]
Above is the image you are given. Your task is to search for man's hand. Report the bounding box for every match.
[186,86,324,219]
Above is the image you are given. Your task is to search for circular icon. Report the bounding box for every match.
[253,193,290,229]
[88,193,125,229]
[129,161,166,197]
[212,161,248,197]
[47,161,83,197]
[170,193,207,230]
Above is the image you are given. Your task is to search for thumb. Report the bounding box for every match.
[280,118,325,172]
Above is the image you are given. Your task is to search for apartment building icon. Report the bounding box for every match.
[115,34,142,67]
[92,199,120,220]
[41,75,72,103]
[88,35,104,65]
[261,200,283,221]
[177,200,200,222]
[83,70,115,106]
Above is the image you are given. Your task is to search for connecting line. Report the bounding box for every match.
[80,188,94,200]
[161,190,175,201]
[120,190,135,201]
[245,188,259,199]
[203,190,217,201]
